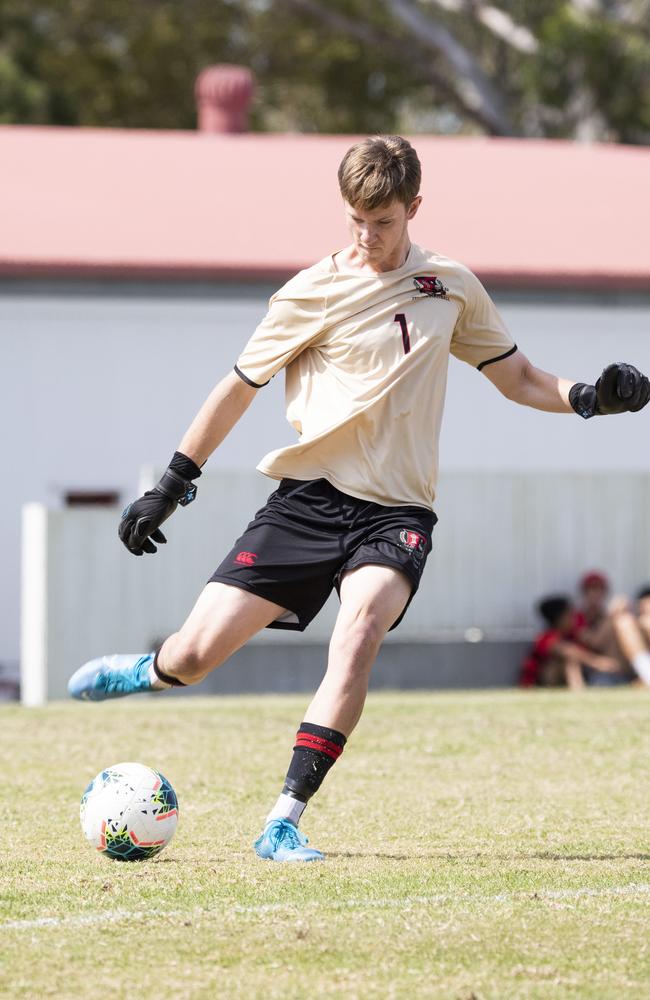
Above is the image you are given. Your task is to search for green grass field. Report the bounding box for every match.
[2,689,649,999]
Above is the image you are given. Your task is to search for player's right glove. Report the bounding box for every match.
[118,451,202,556]
[569,362,650,419]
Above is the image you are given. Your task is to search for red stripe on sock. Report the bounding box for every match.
[294,733,344,760]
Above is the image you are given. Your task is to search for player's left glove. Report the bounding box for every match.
[569,363,650,419]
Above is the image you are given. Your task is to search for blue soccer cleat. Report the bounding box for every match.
[68,653,156,701]
[254,818,324,862]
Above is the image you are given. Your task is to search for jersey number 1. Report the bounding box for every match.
[394,313,410,355]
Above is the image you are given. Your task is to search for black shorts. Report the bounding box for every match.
[210,478,437,632]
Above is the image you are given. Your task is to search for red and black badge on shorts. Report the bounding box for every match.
[397,528,428,565]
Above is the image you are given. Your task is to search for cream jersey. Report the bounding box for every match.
[235,243,516,510]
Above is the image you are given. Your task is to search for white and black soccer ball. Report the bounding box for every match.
[80,762,178,861]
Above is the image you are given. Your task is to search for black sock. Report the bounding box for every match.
[282,722,347,802]
[153,651,186,687]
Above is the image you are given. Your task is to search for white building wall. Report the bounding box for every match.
[4,281,650,668]
[21,469,650,702]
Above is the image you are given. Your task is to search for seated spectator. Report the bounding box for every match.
[520,595,619,690]
[574,571,630,684]
[575,571,650,686]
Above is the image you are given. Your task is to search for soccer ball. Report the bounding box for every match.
[80,762,178,861]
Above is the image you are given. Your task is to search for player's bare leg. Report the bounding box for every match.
[68,582,287,700]
[303,564,413,734]
[155,582,287,685]
[255,564,412,862]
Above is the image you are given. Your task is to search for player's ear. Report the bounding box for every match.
[407,196,422,220]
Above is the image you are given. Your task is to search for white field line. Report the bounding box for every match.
[3,883,650,932]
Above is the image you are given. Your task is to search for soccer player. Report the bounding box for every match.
[68,136,650,861]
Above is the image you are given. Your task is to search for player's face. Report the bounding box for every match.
[344,197,421,272]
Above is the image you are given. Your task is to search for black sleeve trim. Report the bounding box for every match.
[477,344,518,372]
[233,365,269,389]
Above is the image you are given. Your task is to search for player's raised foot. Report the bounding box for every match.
[254,819,324,862]
[68,653,156,701]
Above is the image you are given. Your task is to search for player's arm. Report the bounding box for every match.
[177,368,258,466]
[119,282,324,556]
[119,370,257,556]
[481,348,572,412]
[482,348,650,417]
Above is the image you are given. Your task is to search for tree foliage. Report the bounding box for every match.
[0,0,648,141]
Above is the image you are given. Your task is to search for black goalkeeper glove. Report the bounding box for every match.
[569,363,650,420]
[118,451,202,555]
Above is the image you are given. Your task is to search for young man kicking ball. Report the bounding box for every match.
[69,135,650,861]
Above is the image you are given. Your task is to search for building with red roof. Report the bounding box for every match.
[1,125,649,288]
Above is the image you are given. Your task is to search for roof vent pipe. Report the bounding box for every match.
[194,65,255,134]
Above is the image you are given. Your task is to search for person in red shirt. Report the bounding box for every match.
[520,595,618,690]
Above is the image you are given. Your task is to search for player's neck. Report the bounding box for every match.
[340,237,412,275]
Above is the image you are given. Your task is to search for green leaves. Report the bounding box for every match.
[0,0,647,140]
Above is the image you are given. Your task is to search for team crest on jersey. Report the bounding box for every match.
[413,276,449,299]
[399,529,427,561]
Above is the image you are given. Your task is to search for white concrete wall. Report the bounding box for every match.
[440,298,650,473]
[5,281,650,671]
[21,470,650,703]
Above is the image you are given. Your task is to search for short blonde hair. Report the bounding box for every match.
[338,135,421,210]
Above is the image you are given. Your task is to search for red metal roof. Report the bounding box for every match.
[1,125,648,288]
